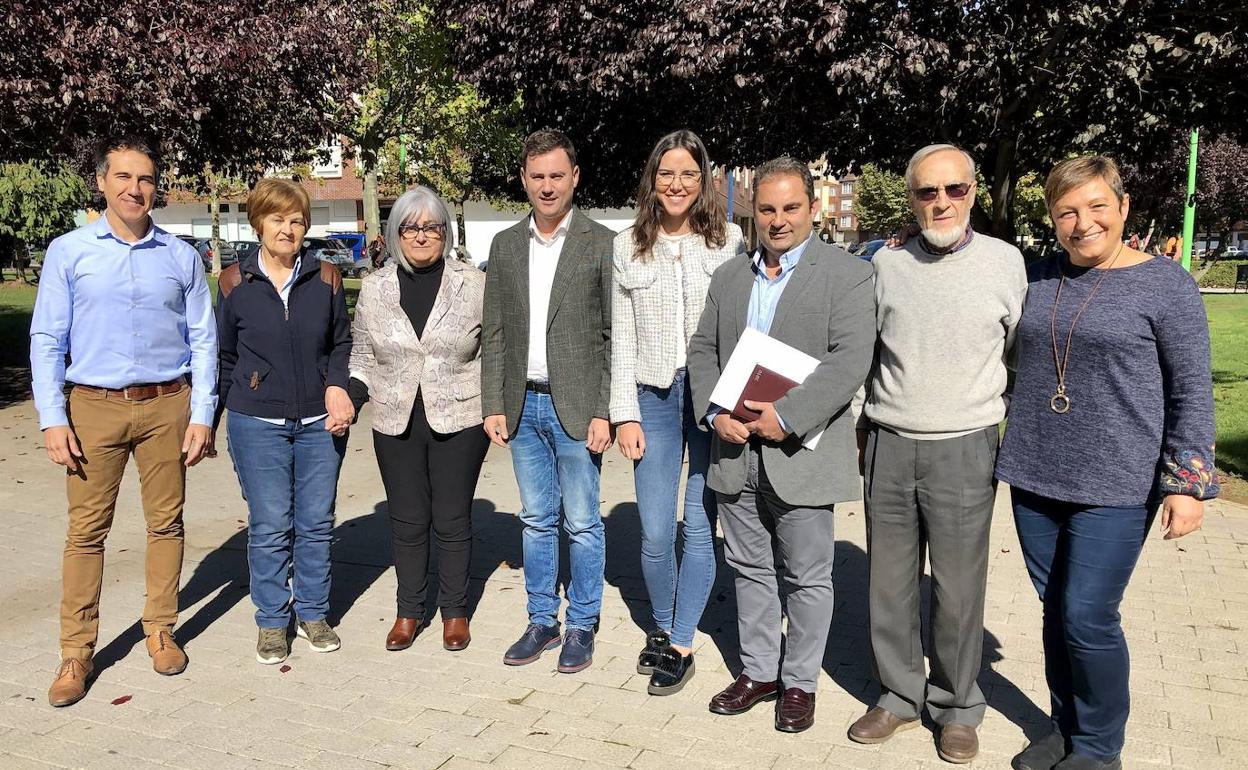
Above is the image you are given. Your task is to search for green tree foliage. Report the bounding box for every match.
[854,164,911,235]
[0,1,375,174]
[441,0,1247,238]
[0,161,89,247]
[346,1,521,242]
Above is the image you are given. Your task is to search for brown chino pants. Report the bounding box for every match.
[60,385,190,660]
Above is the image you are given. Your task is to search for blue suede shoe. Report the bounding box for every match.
[503,623,561,666]
[557,628,594,673]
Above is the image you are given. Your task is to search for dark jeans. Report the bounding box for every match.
[373,400,489,620]
[1012,487,1157,760]
[226,412,346,628]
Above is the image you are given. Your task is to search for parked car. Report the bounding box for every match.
[232,240,260,264]
[304,237,360,277]
[849,238,886,261]
[176,234,237,270]
[1224,245,1245,258]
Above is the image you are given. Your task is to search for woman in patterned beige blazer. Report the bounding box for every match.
[611,130,745,695]
[347,186,489,653]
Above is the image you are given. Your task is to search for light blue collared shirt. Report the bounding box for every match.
[706,234,813,431]
[29,216,219,428]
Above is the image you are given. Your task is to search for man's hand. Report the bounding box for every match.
[483,414,509,448]
[182,424,213,467]
[324,385,354,437]
[616,421,645,460]
[712,413,751,445]
[856,428,868,477]
[44,425,83,472]
[1160,494,1203,540]
[205,429,218,459]
[586,417,613,454]
[887,223,921,248]
[743,400,789,442]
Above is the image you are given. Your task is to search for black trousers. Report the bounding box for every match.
[373,400,489,619]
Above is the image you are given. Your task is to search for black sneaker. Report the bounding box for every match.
[503,623,561,666]
[1014,730,1066,770]
[647,646,695,695]
[637,630,670,675]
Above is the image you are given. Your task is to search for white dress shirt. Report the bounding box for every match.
[525,209,574,382]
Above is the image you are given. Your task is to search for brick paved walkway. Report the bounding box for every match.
[1,400,1244,769]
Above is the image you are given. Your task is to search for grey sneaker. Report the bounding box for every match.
[256,627,289,665]
[297,619,341,653]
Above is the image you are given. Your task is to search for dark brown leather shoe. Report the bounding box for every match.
[774,687,816,733]
[386,617,420,651]
[848,706,920,744]
[937,723,979,764]
[708,674,780,715]
[442,617,471,651]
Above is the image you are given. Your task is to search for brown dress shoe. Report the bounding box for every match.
[48,658,93,707]
[708,674,780,715]
[775,687,816,733]
[146,631,187,675]
[442,617,471,651]
[938,723,979,764]
[386,617,421,651]
[848,706,920,744]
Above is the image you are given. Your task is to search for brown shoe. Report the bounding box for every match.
[48,657,93,707]
[848,706,920,744]
[775,687,816,733]
[146,631,187,675]
[386,617,421,651]
[938,723,979,764]
[442,617,471,651]
[708,674,780,715]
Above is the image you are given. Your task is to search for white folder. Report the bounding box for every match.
[709,327,825,449]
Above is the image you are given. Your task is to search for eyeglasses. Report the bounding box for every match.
[398,223,446,239]
[910,183,973,202]
[656,170,703,188]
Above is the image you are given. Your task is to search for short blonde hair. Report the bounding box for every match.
[1044,156,1125,210]
[247,178,311,236]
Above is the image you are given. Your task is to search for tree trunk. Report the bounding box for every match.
[209,194,222,275]
[988,139,1018,244]
[363,162,381,242]
[454,199,468,261]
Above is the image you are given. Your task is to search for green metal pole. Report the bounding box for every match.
[1180,128,1198,272]
[398,138,407,189]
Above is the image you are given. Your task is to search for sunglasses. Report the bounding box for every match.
[911,183,973,202]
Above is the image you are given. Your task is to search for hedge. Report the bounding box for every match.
[1197,259,1248,289]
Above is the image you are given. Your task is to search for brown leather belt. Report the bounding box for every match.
[75,377,186,401]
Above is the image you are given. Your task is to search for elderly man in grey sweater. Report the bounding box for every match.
[848,145,1027,763]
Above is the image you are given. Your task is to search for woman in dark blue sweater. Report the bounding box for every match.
[997,157,1219,770]
[214,178,354,665]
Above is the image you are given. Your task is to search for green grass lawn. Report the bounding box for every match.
[3,272,1247,483]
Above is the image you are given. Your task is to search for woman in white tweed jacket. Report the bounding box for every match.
[611,130,745,695]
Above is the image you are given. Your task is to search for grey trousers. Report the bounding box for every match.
[863,424,998,726]
[718,445,836,693]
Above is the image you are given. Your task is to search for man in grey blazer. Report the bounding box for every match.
[481,129,615,674]
[688,157,875,733]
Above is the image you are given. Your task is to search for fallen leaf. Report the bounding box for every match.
[111,695,132,705]
[1000,548,1011,553]
[279,665,291,673]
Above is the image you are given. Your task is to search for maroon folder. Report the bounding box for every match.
[731,364,799,421]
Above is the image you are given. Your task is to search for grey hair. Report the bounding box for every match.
[904,144,976,188]
[753,156,815,203]
[385,185,454,270]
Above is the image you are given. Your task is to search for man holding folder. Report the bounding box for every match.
[687,157,875,732]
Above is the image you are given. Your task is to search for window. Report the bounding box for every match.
[840,216,852,228]
[841,182,853,195]
[840,199,853,212]
[312,142,343,179]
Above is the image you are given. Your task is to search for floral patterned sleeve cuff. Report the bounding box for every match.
[1159,447,1220,500]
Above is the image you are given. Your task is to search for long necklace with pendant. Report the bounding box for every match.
[1048,243,1123,414]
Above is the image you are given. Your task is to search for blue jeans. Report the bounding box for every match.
[227,412,346,628]
[633,369,715,648]
[1012,488,1157,760]
[510,390,604,631]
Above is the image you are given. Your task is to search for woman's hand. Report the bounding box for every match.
[324,385,354,436]
[1160,494,1203,540]
[616,422,645,460]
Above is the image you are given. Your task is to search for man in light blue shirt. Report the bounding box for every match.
[31,136,218,707]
